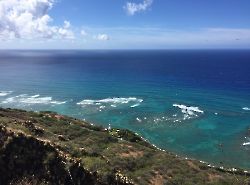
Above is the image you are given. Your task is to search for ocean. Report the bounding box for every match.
[0,50,250,169]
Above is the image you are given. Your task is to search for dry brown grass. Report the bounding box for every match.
[149,171,165,185]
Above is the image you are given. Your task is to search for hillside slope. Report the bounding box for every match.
[0,108,249,185]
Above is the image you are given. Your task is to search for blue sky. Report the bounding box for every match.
[0,0,250,49]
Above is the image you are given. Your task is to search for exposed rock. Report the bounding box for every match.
[0,108,249,185]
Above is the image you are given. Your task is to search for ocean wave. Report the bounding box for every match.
[173,104,204,114]
[136,117,142,122]
[243,142,250,146]
[243,107,250,111]
[77,97,143,109]
[0,91,12,96]
[173,104,204,120]
[243,137,250,146]
[134,115,177,125]
[130,103,140,108]
[2,94,66,105]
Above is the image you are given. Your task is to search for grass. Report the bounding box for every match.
[0,107,249,185]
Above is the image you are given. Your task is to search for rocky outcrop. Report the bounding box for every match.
[0,108,249,185]
[0,126,131,185]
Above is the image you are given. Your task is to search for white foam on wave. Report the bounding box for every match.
[243,136,250,146]
[133,104,204,125]
[0,91,12,96]
[173,104,204,120]
[243,142,250,146]
[77,97,143,109]
[136,117,142,122]
[99,105,106,109]
[173,104,204,114]
[2,94,66,105]
[243,107,250,111]
[131,103,140,108]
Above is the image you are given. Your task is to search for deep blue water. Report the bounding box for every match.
[0,50,250,169]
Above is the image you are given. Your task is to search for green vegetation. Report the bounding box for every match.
[0,107,249,185]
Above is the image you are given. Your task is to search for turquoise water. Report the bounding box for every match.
[0,50,250,169]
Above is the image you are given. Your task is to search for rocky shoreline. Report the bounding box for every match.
[0,107,249,185]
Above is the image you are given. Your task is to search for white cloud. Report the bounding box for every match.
[1,25,250,49]
[85,26,250,49]
[95,34,109,41]
[113,27,250,48]
[63,21,71,29]
[124,0,153,16]
[58,20,75,39]
[0,0,75,40]
[80,29,87,36]
[58,28,75,40]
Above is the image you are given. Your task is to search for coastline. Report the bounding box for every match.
[1,50,250,172]
[0,107,250,185]
[119,127,250,176]
[85,116,250,173]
